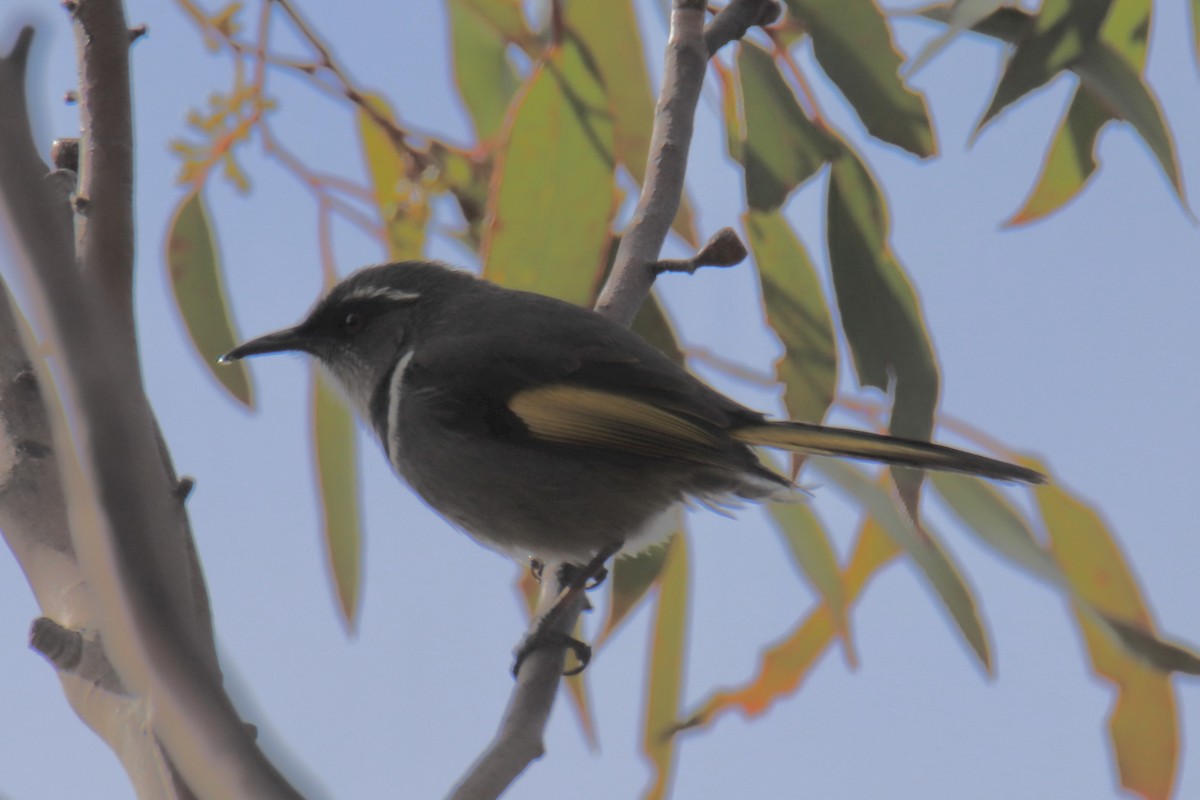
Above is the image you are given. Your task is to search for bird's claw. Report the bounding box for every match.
[511,629,592,678]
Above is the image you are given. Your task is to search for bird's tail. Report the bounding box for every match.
[732,421,1045,484]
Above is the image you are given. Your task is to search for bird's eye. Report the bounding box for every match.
[342,312,363,334]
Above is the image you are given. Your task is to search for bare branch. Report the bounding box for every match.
[0,22,301,799]
[595,0,775,326]
[448,565,584,799]
[70,0,137,344]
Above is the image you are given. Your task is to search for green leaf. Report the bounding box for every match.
[1071,41,1187,210]
[931,472,1063,587]
[165,188,253,407]
[456,0,534,49]
[974,0,1112,135]
[312,369,362,629]
[1009,0,1158,224]
[744,209,836,424]
[766,502,852,663]
[826,148,939,513]
[786,0,935,157]
[642,534,688,800]
[817,459,992,672]
[356,93,428,260]
[448,0,523,142]
[738,41,837,210]
[428,140,492,251]
[569,0,697,244]
[482,33,617,304]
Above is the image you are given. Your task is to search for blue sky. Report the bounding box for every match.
[1,1,1198,798]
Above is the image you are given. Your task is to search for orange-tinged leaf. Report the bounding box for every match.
[642,534,687,800]
[569,0,697,245]
[165,188,253,407]
[482,34,617,304]
[448,0,522,142]
[682,512,898,728]
[785,0,935,157]
[1034,465,1180,800]
[816,460,992,672]
[311,369,362,629]
[826,148,939,515]
[744,209,836,424]
[356,93,428,260]
[738,41,837,210]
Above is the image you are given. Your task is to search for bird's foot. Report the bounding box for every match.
[511,627,592,678]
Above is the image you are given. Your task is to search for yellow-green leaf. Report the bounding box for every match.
[569,0,697,245]
[599,540,671,647]
[682,511,898,728]
[766,502,853,664]
[826,148,939,513]
[786,0,935,157]
[642,534,687,800]
[482,34,617,304]
[1033,466,1181,800]
[738,41,837,210]
[817,459,992,672]
[744,209,836,424]
[457,0,533,49]
[448,0,523,142]
[312,369,362,629]
[356,93,428,260]
[165,188,253,407]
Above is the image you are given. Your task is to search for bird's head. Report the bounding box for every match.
[221,260,476,418]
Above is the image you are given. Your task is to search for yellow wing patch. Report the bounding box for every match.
[508,384,731,465]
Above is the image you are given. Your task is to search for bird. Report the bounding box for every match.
[223,260,1042,568]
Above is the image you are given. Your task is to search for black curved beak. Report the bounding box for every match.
[219,326,311,364]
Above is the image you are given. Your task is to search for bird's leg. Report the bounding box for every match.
[511,542,622,678]
[528,557,545,583]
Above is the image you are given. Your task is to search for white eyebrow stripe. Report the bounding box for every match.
[344,287,421,304]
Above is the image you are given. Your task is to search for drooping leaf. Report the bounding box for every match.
[599,537,672,648]
[905,0,1008,76]
[1009,0,1152,224]
[826,148,939,514]
[448,0,523,142]
[931,472,1063,587]
[1071,41,1186,211]
[681,510,899,728]
[714,58,743,163]
[456,0,534,49]
[311,370,362,629]
[165,188,253,407]
[356,93,428,260]
[766,502,853,665]
[786,0,935,157]
[974,0,1112,135]
[569,0,698,245]
[642,534,688,800]
[744,209,836,424]
[817,460,992,672]
[738,41,837,210]
[482,33,617,304]
[1033,465,1182,800]
[428,140,492,250]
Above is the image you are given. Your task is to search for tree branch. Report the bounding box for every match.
[0,20,301,799]
[70,0,137,345]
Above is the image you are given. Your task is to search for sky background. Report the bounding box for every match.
[1,1,1198,799]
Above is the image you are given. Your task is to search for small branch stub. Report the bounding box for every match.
[653,227,748,275]
[128,24,148,44]
[51,138,79,172]
[30,616,83,671]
